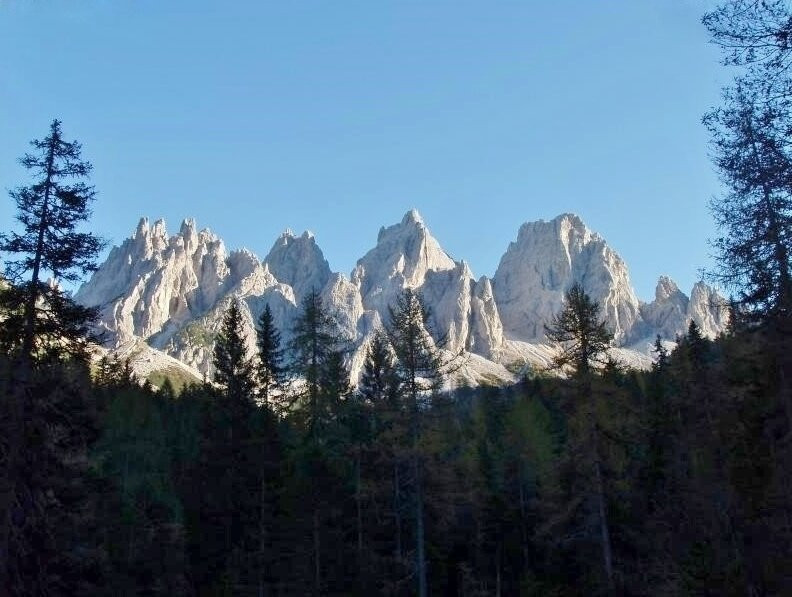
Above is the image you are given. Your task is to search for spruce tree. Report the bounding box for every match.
[255,303,285,404]
[286,290,349,593]
[359,331,400,406]
[213,299,255,403]
[287,290,348,435]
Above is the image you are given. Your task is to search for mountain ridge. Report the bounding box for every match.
[75,210,728,386]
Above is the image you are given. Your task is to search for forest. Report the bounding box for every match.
[2,1,792,595]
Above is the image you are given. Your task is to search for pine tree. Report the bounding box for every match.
[0,121,106,591]
[385,289,449,597]
[213,299,255,403]
[255,304,285,405]
[544,283,615,591]
[544,283,613,378]
[285,290,350,594]
[286,290,348,436]
[359,331,400,406]
[0,119,104,363]
[704,2,792,431]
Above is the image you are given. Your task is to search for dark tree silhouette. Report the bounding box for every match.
[545,283,615,591]
[0,120,105,593]
[255,303,286,404]
[0,119,104,362]
[213,299,255,403]
[544,283,613,377]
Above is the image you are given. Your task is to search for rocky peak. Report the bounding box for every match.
[639,276,690,340]
[493,213,641,344]
[263,229,331,302]
[76,217,231,344]
[689,282,729,338]
[655,275,684,302]
[353,209,456,298]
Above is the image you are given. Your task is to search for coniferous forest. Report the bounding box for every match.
[2,2,792,595]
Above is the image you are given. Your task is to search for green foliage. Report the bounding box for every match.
[544,282,613,378]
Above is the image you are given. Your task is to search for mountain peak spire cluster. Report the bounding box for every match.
[76,210,727,385]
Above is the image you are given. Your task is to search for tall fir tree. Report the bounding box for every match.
[286,290,350,594]
[255,303,285,405]
[213,299,255,403]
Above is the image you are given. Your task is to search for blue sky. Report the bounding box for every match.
[0,1,726,299]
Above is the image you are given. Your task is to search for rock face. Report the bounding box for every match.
[75,218,231,345]
[264,230,331,303]
[639,277,729,342]
[493,214,641,344]
[77,210,729,384]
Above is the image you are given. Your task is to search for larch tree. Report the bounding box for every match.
[544,283,615,592]
[0,120,105,592]
[544,283,613,378]
[704,1,792,428]
[0,119,104,364]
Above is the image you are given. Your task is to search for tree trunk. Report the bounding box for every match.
[394,461,402,562]
[411,391,428,597]
[313,506,321,596]
[355,447,363,560]
[258,477,269,597]
[495,541,502,597]
[518,474,529,570]
[22,131,57,362]
[593,437,615,593]
[413,451,427,597]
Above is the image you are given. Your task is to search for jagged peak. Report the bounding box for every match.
[376,210,428,244]
[554,212,584,226]
[231,247,260,261]
[690,280,724,302]
[458,259,474,278]
[179,218,197,235]
[152,218,167,238]
[402,208,424,226]
[135,217,149,238]
[512,212,604,248]
[655,275,682,301]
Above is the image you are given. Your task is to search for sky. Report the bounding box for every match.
[0,0,728,300]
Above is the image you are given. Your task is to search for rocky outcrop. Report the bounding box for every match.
[639,276,728,342]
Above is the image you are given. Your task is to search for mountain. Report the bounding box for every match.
[76,210,728,387]
[493,214,641,344]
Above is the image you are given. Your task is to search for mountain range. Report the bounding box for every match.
[75,210,728,387]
